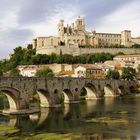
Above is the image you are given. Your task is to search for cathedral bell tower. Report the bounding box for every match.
[58,20,65,42]
[75,16,85,32]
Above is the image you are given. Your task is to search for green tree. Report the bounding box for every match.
[36,67,54,77]
[49,53,57,64]
[56,55,64,64]
[122,67,136,80]
[131,44,140,48]
[106,69,120,80]
[9,68,21,77]
[32,54,50,64]
[21,47,36,65]
[115,52,125,56]
[0,61,3,76]
[0,68,3,77]
[4,47,24,71]
[63,54,73,64]
[31,54,42,64]
[1,46,36,72]
[27,44,33,50]
[85,53,114,64]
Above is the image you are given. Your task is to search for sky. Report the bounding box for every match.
[0,0,140,59]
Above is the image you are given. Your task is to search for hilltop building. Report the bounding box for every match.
[32,17,140,55]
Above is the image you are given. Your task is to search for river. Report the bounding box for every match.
[0,97,140,139]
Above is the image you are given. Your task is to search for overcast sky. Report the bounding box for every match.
[0,0,140,59]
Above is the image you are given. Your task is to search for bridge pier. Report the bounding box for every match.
[67,91,80,104]
[2,98,40,115]
[62,88,80,104]
[36,90,61,108]
[85,89,104,100]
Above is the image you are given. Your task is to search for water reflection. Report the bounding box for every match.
[8,116,17,127]
[0,98,140,139]
[63,104,70,117]
[29,108,49,126]
[78,134,137,140]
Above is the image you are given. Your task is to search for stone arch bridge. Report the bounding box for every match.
[0,77,138,113]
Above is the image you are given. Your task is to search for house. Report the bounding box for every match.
[114,55,140,63]
[17,65,41,77]
[74,66,86,77]
[74,65,104,78]
[97,63,114,74]
[58,70,75,77]
[17,64,74,77]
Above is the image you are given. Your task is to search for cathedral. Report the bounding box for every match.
[32,17,140,55]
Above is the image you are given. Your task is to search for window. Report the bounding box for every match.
[51,39,53,46]
[42,40,44,46]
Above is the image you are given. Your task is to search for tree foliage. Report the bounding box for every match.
[121,67,136,80]
[131,44,140,48]
[0,61,3,77]
[36,67,54,77]
[1,45,35,72]
[0,45,116,75]
[0,69,3,77]
[26,52,114,65]
[106,70,120,80]
[9,68,21,77]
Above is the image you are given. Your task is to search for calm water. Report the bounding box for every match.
[0,97,140,139]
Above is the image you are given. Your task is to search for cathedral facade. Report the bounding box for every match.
[32,17,140,55]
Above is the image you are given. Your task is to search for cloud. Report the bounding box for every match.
[17,0,51,25]
[0,12,18,31]
[94,1,140,36]
[0,0,81,58]
[72,0,132,27]
[17,0,79,25]
[0,28,34,58]
[26,4,81,36]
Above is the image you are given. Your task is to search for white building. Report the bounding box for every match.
[18,65,41,77]
[74,65,104,78]
[114,55,140,63]
[74,66,87,77]
[17,64,74,77]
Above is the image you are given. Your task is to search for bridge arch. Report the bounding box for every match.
[0,87,20,111]
[81,83,98,99]
[118,86,126,96]
[104,84,115,97]
[36,90,52,108]
[129,85,136,93]
[29,108,49,126]
[62,89,74,103]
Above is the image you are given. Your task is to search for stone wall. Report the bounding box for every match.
[36,46,140,56]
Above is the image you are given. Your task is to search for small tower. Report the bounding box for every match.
[66,24,69,34]
[32,39,37,49]
[71,23,75,34]
[121,30,131,47]
[58,20,65,42]
[75,16,85,31]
